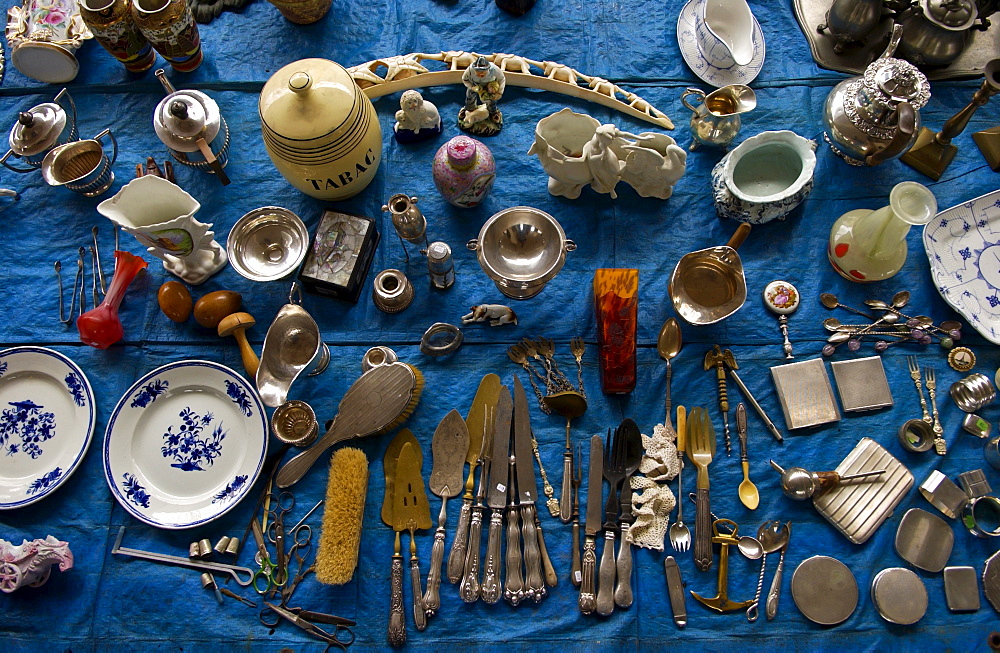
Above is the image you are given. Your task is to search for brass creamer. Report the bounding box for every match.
[681,85,755,150]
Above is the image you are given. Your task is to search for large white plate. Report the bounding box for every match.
[0,347,95,509]
[104,360,267,529]
[677,0,765,88]
[923,189,1000,345]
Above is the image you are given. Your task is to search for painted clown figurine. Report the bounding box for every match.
[459,56,506,136]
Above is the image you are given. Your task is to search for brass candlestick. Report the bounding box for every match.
[902,59,1000,180]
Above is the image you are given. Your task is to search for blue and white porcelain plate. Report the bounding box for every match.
[104,360,267,529]
[677,0,766,88]
[0,347,95,509]
[923,189,1000,345]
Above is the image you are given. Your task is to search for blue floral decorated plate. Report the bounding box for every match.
[104,360,267,529]
[923,189,1000,345]
[0,347,95,509]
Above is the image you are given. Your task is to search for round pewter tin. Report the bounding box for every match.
[871,567,928,625]
[790,555,858,625]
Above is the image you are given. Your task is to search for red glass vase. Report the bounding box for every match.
[77,250,148,349]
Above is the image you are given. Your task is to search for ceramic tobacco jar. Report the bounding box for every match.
[259,58,382,200]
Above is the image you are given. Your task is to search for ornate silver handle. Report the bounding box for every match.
[596,529,617,616]
[747,552,767,622]
[447,497,473,583]
[387,554,406,647]
[766,550,785,620]
[481,510,503,604]
[614,523,633,608]
[571,521,582,586]
[422,522,445,615]
[694,487,713,572]
[521,504,544,601]
[560,451,573,523]
[536,516,558,588]
[409,554,427,631]
[459,506,484,603]
[578,535,597,614]
[504,504,524,605]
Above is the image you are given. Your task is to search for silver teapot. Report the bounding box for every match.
[897,0,979,66]
[823,25,931,166]
[153,69,230,185]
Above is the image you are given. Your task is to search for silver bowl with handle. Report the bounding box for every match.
[467,206,575,299]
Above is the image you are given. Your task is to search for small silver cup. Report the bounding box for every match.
[40,128,118,197]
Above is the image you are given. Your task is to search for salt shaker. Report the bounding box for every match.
[424,241,455,290]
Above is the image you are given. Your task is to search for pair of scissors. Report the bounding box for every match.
[251,518,286,595]
[280,528,314,605]
[260,602,355,650]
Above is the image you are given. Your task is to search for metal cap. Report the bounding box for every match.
[9,103,67,155]
[871,567,927,625]
[922,0,976,29]
[154,90,222,153]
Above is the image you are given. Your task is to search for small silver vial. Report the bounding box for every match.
[425,241,455,290]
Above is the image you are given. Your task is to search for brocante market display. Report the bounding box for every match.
[1,0,1000,650]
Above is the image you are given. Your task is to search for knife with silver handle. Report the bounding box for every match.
[663,556,687,628]
[459,411,494,604]
[423,499,447,616]
[504,455,524,605]
[578,434,602,614]
[571,442,582,587]
[481,386,513,605]
[447,500,472,583]
[513,377,545,602]
[536,516,558,587]
[560,448,573,523]
[595,529,617,616]
[614,525,634,609]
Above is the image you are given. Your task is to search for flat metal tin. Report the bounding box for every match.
[813,437,913,544]
[791,555,858,625]
[871,567,927,625]
[944,566,980,612]
[771,358,840,430]
[894,508,954,573]
[830,356,893,412]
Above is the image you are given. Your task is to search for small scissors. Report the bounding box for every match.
[251,519,286,595]
[266,491,295,545]
[260,602,355,650]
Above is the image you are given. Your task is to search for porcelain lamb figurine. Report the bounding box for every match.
[393,90,442,144]
[0,536,73,593]
[461,304,517,326]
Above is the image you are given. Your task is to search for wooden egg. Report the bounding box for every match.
[193,290,242,329]
[157,281,193,323]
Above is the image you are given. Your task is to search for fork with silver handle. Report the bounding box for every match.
[924,366,946,455]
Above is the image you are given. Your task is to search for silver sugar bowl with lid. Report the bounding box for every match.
[823,25,931,167]
[153,69,230,185]
[2,88,78,173]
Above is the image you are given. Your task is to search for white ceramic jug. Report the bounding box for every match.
[696,0,755,67]
[97,175,227,284]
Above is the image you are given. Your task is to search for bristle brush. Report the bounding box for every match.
[275,362,424,488]
[315,447,369,585]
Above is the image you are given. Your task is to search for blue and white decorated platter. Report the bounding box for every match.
[0,347,95,509]
[104,360,267,529]
[676,0,765,88]
[923,189,1000,345]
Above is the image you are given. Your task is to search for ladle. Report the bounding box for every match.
[543,390,588,523]
[747,520,791,622]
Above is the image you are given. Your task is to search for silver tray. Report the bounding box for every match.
[792,0,999,80]
[813,437,913,544]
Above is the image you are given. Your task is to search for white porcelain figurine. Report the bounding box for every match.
[393,90,442,144]
[461,304,518,326]
[0,536,73,593]
[528,108,687,200]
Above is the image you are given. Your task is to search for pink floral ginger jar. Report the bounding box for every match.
[432,135,495,208]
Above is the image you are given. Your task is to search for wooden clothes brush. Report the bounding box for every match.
[276,361,424,488]
[316,447,369,585]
